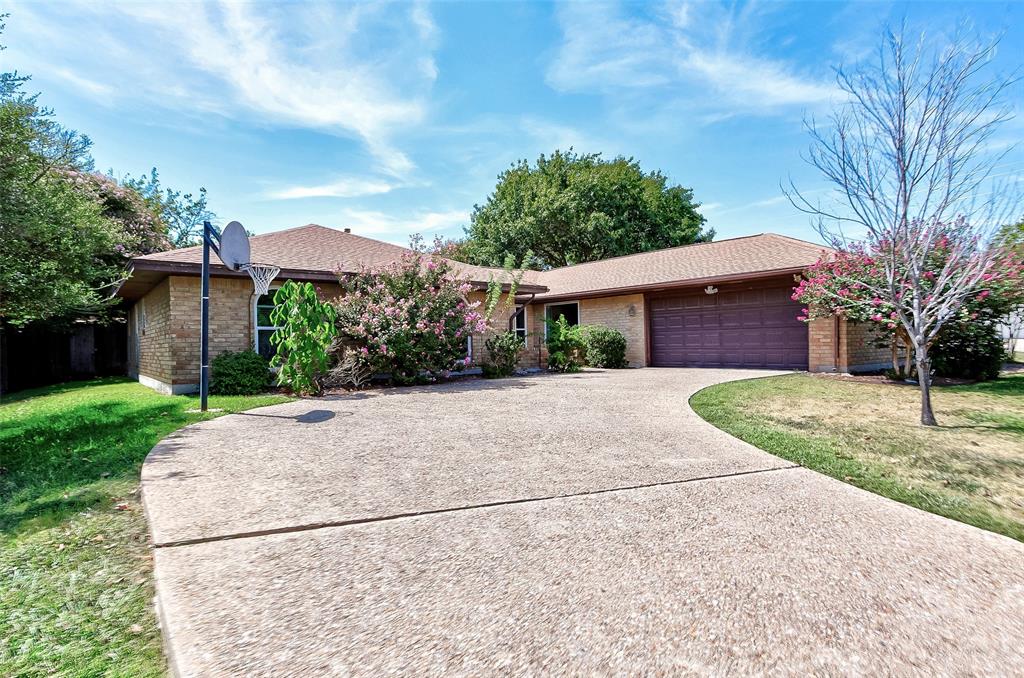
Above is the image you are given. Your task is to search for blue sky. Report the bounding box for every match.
[4,1,1023,246]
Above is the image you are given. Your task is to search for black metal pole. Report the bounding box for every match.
[200,221,211,411]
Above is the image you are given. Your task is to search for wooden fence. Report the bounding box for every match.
[0,321,128,395]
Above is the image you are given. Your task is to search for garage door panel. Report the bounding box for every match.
[764,287,792,303]
[701,332,722,348]
[719,311,744,329]
[741,313,766,328]
[739,290,763,305]
[719,291,742,306]
[650,285,807,370]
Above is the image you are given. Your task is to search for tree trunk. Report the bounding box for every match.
[915,343,937,426]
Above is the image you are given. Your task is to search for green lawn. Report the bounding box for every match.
[0,378,291,677]
[691,372,1024,542]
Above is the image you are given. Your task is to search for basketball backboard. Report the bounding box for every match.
[218,221,250,270]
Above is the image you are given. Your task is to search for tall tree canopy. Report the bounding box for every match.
[450,150,712,269]
[0,16,214,327]
[0,18,120,326]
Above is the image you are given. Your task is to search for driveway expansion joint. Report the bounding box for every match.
[151,463,801,549]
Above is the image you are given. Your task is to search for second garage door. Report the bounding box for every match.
[649,284,808,369]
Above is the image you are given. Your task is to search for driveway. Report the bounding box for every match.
[143,369,1024,676]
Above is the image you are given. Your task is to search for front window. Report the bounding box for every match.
[545,302,580,334]
[254,292,282,359]
[510,305,528,343]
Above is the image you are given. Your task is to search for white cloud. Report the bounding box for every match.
[714,194,789,215]
[547,1,837,116]
[336,208,469,243]
[267,177,398,200]
[51,68,114,97]
[519,117,614,154]
[7,0,438,176]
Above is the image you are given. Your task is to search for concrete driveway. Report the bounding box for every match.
[143,369,1024,676]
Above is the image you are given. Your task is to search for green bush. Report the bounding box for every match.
[482,330,524,378]
[579,325,628,368]
[270,281,337,395]
[210,350,271,395]
[932,321,1006,381]
[545,315,585,372]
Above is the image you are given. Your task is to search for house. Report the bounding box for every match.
[116,224,887,394]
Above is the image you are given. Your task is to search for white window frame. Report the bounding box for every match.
[253,287,283,359]
[512,305,528,344]
[543,301,581,338]
[466,334,473,362]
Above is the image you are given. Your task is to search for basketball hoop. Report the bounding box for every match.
[242,263,281,296]
[199,219,280,412]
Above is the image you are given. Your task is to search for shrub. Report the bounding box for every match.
[210,350,270,395]
[482,330,524,378]
[269,281,337,395]
[333,250,487,386]
[579,325,628,368]
[931,321,1006,381]
[545,315,584,372]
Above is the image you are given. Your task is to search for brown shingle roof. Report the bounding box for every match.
[126,225,829,302]
[131,224,541,291]
[531,234,830,301]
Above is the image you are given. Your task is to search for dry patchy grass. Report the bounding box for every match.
[691,372,1024,541]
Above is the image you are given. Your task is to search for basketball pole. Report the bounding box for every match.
[200,220,219,412]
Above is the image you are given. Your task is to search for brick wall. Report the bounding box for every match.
[842,321,893,372]
[135,278,173,385]
[132,275,342,391]
[580,294,646,367]
[527,293,647,369]
[466,292,542,369]
[808,316,892,373]
[808,318,837,373]
[167,276,254,386]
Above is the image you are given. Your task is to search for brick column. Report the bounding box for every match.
[808,317,838,372]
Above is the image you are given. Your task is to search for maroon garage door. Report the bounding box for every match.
[649,284,808,369]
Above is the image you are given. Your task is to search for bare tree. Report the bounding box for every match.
[785,26,1020,426]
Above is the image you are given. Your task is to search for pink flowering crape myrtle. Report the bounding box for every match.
[334,249,490,386]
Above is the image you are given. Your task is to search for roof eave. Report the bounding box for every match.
[124,259,548,296]
[533,266,808,303]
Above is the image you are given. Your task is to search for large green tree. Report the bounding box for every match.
[0,20,122,326]
[452,150,712,269]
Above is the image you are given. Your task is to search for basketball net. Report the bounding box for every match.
[242,263,281,296]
